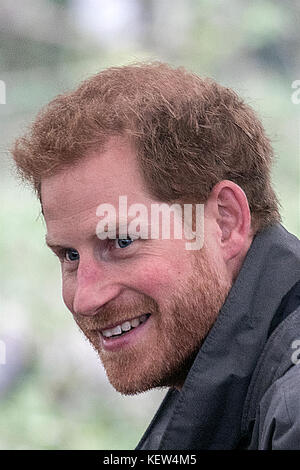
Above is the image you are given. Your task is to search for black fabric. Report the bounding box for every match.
[267,280,300,337]
[241,304,300,448]
[136,224,300,450]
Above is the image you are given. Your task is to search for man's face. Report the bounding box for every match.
[42,137,231,394]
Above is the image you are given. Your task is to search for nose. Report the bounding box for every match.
[72,258,122,317]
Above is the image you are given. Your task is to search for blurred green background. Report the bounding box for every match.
[0,0,299,450]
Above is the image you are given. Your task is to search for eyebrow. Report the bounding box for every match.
[45,221,149,249]
[44,212,153,249]
[45,235,68,250]
[45,232,102,249]
[95,221,139,239]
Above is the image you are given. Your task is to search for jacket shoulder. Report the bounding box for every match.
[257,365,300,449]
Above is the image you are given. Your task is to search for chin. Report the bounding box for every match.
[103,365,162,395]
[104,370,151,395]
[102,351,197,395]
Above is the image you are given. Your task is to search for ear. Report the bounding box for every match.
[205,180,252,264]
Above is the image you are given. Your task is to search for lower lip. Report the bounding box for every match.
[99,316,151,352]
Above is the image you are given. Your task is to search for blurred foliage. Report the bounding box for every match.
[0,0,299,450]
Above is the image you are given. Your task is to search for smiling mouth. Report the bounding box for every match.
[101,313,151,339]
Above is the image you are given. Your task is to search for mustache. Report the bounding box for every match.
[74,296,158,332]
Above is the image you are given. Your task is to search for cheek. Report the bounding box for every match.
[61,273,76,313]
[128,259,182,299]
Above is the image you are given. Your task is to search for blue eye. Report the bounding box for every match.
[65,248,79,262]
[116,238,133,249]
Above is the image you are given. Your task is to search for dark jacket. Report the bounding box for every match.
[136,223,300,449]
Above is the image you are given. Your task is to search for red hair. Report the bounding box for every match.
[12,62,281,232]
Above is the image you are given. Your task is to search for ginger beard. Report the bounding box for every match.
[74,246,231,395]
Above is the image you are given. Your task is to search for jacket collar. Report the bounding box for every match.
[137,223,300,449]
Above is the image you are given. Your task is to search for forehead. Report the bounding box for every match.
[41,137,156,245]
[41,137,152,223]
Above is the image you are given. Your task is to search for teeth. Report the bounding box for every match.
[121,321,131,332]
[131,318,140,328]
[101,313,150,338]
[102,330,113,338]
[111,325,122,336]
